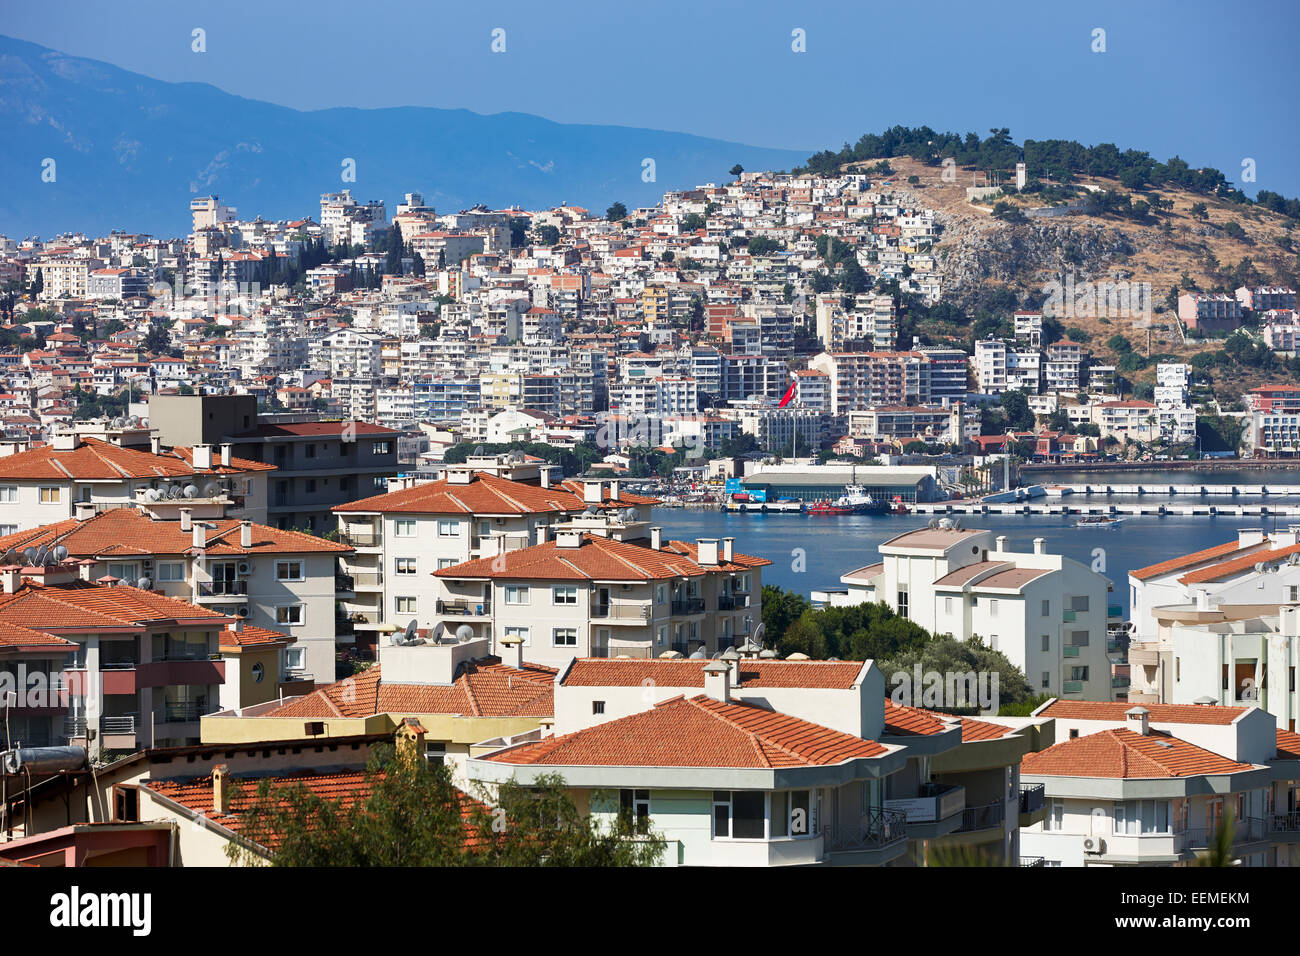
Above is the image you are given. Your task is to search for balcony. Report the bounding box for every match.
[335,573,355,593]
[822,808,908,866]
[198,581,248,598]
[884,782,966,839]
[953,799,1006,836]
[341,529,382,548]
[670,597,705,615]
[1177,817,1268,850]
[1019,783,1047,826]
[1270,812,1300,842]
[436,598,490,617]
[1062,680,1083,694]
[717,593,750,611]
[592,602,651,622]
[1062,610,1077,623]
[351,571,384,588]
[1112,676,1130,689]
[160,702,204,723]
[1019,856,1048,868]
[1063,645,1079,658]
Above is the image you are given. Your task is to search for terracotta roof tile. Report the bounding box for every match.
[561,658,863,689]
[332,472,655,515]
[1036,700,1249,726]
[0,581,228,630]
[1021,728,1255,778]
[1130,539,1250,581]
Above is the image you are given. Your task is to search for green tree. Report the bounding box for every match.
[729,164,744,177]
[606,202,628,222]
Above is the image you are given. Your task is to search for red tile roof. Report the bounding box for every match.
[435,533,767,582]
[333,472,655,515]
[0,508,351,557]
[0,581,229,631]
[1276,728,1300,761]
[264,660,555,720]
[0,619,76,651]
[483,694,888,768]
[0,438,205,481]
[561,658,864,689]
[1036,700,1249,726]
[1178,541,1300,584]
[1129,539,1250,581]
[1021,728,1256,778]
[219,625,292,650]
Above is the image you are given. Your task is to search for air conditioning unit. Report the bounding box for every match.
[1082,836,1105,854]
[237,561,252,575]
[234,605,249,618]
[141,560,154,572]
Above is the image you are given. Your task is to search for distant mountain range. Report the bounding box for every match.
[0,34,809,238]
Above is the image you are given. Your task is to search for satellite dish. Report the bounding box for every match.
[202,482,220,497]
[752,622,766,647]
[927,518,940,530]
[146,488,162,502]
[21,547,36,566]
[688,648,706,660]
[1255,562,1268,574]
[43,550,56,566]
[137,576,152,590]
[169,485,183,499]
[473,445,485,457]
[584,505,599,516]
[1289,553,1300,567]
[53,545,68,562]
[183,484,199,498]
[455,624,474,643]
[951,517,962,531]
[0,550,15,566]
[403,619,419,644]
[33,545,47,565]
[627,509,640,522]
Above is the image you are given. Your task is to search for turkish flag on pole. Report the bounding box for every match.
[778,372,797,408]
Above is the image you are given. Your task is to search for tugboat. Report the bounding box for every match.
[807,499,854,516]
[837,485,885,514]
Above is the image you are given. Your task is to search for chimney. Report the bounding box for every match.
[500,634,525,670]
[583,480,603,504]
[722,537,734,562]
[150,435,162,455]
[192,444,213,470]
[220,443,233,467]
[1033,537,1046,555]
[697,538,719,566]
[74,501,95,522]
[193,521,207,550]
[395,719,426,765]
[651,527,663,551]
[995,535,1008,552]
[240,519,253,549]
[702,660,731,703]
[212,764,231,814]
[78,560,94,582]
[179,508,192,532]
[540,467,552,489]
[1125,707,1150,736]
[52,432,80,451]
[0,567,19,594]
[534,525,548,546]
[610,480,621,501]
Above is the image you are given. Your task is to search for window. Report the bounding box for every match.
[712,790,765,840]
[395,557,417,575]
[1114,799,1171,835]
[107,563,138,582]
[504,586,530,605]
[1044,799,1065,831]
[770,789,812,838]
[39,487,60,504]
[276,604,304,626]
[592,700,606,715]
[1041,599,1050,616]
[157,561,185,583]
[1069,630,1089,647]
[620,789,650,834]
[943,596,952,614]
[305,443,316,458]
[436,520,459,537]
[275,560,303,581]
[372,441,392,455]
[503,625,531,647]
[394,519,416,537]
[0,525,14,536]
[1176,657,1181,681]
[425,742,446,766]
[112,785,140,823]
[1070,666,1089,681]
[437,558,456,570]
[990,599,999,617]
[989,634,999,651]
[1070,595,1090,612]
[305,479,317,494]
[395,596,417,614]
[552,586,578,605]
[0,486,16,502]
[656,584,667,604]
[657,625,667,646]
[897,589,909,619]
[478,520,491,537]
[1041,671,1051,688]
[1041,634,1050,652]
[284,646,306,671]
[552,627,577,647]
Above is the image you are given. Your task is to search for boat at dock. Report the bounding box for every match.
[1075,515,1124,527]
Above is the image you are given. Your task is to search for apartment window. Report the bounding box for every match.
[305,479,317,494]
[1289,586,1299,603]
[394,519,416,537]
[503,625,531,647]
[395,557,417,575]
[657,625,668,646]
[275,604,305,626]
[157,561,185,583]
[436,520,460,537]
[552,585,578,605]
[0,486,16,502]
[592,700,606,715]
[1070,666,1089,682]
[437,558,456,570]
[943,596,952,614]
[477,520,491,537]
[395,596,416,614]
[107,563,138,582]
[1041,671,1051,688]
[552,627,577,647]
[990,599,999,617]
[1070,596,1089,612]
[372,441,392,455]
[1176,657,1181,681]
[1114,799,1171,835]
[712,790,765,840]
[0,525,14,536]
[1041,634,1050,652]
[504,586,530,605]
[989,634,999,651]
[284,646,306,672]
[1069,630,1090,647]
[656,584,667,604]
[275,560,303,582]
[897,589,909,619]
[620,789,650,834]
[305,444,316,458]
[424,742,446,766]
[770,789,812,838]
[1044,799,1065,831]
[39,487,60,504]
[1041,599,1050,617]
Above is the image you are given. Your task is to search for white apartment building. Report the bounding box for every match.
[835,523,1114,701]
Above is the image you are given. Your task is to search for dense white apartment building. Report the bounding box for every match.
[834,523,1115,701]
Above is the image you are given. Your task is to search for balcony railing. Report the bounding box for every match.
[198,581,248,597]
[436,598,490,616]
[1271,812,1300,834]
[1063,646,1079,658]
[161,702,204,723]
[1019,783,1046,816]
[954,800,1006,833]
[1178,816,1268,848]
[335,573,355,592]
[1062,680,1083,694]
[63,716,87,737]
[717,593,750,611]
[351,571,384,587]
[1020,856,1048,867]
[341,529,382,548]
[670,597,705,615]
[592,603,651,621]
[823,808,908,852]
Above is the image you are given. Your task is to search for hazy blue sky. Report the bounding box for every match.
[6,0,1299,196]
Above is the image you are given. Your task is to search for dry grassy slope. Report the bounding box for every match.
[851,156,1300,394]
